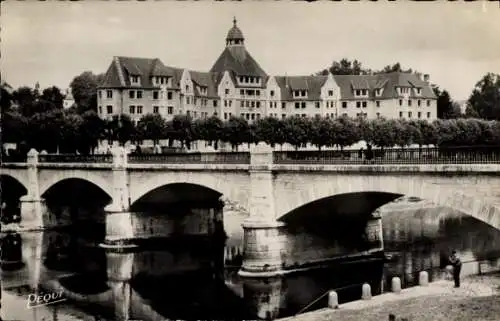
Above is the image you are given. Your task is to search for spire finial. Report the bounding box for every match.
[233,16,237,27]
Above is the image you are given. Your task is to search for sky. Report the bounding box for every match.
[2,1,500,101]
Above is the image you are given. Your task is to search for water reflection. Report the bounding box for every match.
[2,205,500,320]
[382,206,500,288]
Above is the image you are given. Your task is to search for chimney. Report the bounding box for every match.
[423,74,430,82]
[416,72,422,81]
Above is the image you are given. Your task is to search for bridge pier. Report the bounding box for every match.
[106,252,134,321]
[19,149,46,230]
[240,143,287,277]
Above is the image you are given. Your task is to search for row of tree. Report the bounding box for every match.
[4,110,500,154]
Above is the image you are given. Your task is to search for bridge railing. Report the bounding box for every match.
[1,154,27,163]
[38,154,113,163]
[273,146,500,165]
[128,152,251,164]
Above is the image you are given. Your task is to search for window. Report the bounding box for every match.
[129,91,135,99]
[408,112,412,118]
[186,97,190,105]
[356,101,361,108]
[427,100,431,107]
[224,112,228,120]
[417,100,421,107]
[137,91,143,99]
[362,101,367,108]
[295,102,300,109]
[106,105,112,114]
[399,100,403,106]
[315,102,320,108]
[131,75,139,84]
[153,106,159,114]
[328,90,333,96]
[249,101,253,108]
[240,101,244,107]
[137,106,143,114]
[225,89,229,95]
[408,100,412,107]
[376,112,380,118]
[106,90,113,98]
[257,101,261,108]
[399,111,403,118]
[282,102,286,109]
[282,114,286,119]
[98,91,102,98]
[376,101,380,107]
[361,89,367,95]
[375,89,381,96]
[356,90,361,96]
[224,100,228,107]
[342,113,347,117]
[256,90,260,96]
[427,112,431,118]
[168,106,173,114]
[98,106,102,114]
[301,90,306,96]
[167,92,173,100]
[270,90,275,97]
[129,105,136,114]
[416,88,422,95]
[301,114,306,118]
[240,89,244,96]
[213,100,218,107]
[301,102,306,109]
[342,101,347,108]
[153,91,159,100]
[418,111,422,118]
[229,100,232,107]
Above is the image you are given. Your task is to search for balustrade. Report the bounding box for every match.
[2,145,500,165]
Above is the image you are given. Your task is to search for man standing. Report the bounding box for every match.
[449,250,462,288]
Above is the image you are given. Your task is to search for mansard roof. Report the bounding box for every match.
[99,56,182,89]
[210,47,267,79]
[274,75,328,101]
[333,72,436,100]
[189,70,219,98]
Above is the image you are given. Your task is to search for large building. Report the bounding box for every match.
[97,18,437,125]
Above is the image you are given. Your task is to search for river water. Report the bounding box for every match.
[2,200,500,321]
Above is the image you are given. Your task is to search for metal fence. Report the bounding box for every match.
[1,154,27,164]
[128,152,251,165]
[38,154,113,163]
[274,146,500,165]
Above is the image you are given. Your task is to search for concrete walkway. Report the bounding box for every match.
[280,276,500,321]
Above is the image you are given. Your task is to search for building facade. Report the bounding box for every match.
[97,18,437,125]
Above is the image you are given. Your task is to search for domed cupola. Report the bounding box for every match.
[226,17,245,46]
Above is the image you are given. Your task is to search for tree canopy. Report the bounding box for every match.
[465,73,500,120]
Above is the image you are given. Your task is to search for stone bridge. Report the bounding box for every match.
[2,145,500,277]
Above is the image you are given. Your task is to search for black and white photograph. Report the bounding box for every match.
[1,1,500,321]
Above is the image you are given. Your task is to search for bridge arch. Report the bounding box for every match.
[0,171,29,192]
[273,173,500,230]
[130,182,223,212]
[38,171,113,198]
[129,171,250,211]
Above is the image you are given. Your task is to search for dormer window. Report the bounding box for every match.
[356,90,361,96]
[375,89,382,96]
[130,75,140,85]
[293,90,307,98]
[361,89,367,95]
[415,88,422,95]
[328,90,333,96]
[270,90,275,97]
